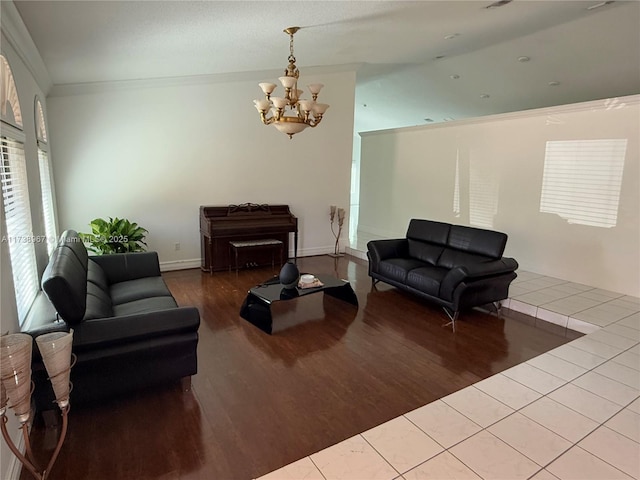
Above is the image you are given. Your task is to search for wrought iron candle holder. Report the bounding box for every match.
[0,330,74,480]
[328,205,345,258]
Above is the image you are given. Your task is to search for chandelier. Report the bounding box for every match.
[254,27,329,139]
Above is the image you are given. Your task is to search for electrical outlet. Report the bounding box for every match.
[174,243,180,251]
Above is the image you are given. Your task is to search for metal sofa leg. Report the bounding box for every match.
[492,301,503,319]
[371,278,379,290]
[442,308,459,332]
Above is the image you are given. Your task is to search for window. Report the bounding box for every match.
[1,55,22,128]
[539,139,627,228]
[1,55,38,325]
[38,149,56,254]
[1,134,39,324]
[35,97,56,254]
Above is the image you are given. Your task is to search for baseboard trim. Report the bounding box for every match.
[159,259,201,272]
[159,248,359,273]
[345,247,367,260]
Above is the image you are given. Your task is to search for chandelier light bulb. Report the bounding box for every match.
[279,76,297,89]
[258,83,277,95]
[307,84,324,94]
[254,99,270,112]
[312,103,330,115]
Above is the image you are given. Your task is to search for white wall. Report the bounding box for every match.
[47,70,356,269]
[359,96,640,296]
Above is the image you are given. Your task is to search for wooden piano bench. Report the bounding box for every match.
[229,239,284,273]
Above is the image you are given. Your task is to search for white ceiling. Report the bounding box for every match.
[11,0,640,133]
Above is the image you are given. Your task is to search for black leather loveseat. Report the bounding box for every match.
[367,219,518,331]
[25,230,200,412]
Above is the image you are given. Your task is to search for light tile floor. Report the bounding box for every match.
[256,268,640,480]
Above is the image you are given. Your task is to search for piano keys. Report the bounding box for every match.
[199,203,298,273]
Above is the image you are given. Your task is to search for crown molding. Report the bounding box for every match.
[360,94,640,136]
[48,63,362,98]
[0,1,52,95]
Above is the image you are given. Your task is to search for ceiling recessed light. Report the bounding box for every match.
[444,33,460,40]
[450,74,460,80]
[362,104,367,107]
[548,81,560,86]
[443,117,455,122]
[517,56,531,63]
[480,94,490,99]
[424,118,434,123]
[435,55,446,60]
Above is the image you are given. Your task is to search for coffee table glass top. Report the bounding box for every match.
[249,274,351,304]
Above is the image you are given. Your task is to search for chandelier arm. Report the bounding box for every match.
[306,117,324,128]
[259,112,276,125]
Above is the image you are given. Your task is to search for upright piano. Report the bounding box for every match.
[199,203,298,272]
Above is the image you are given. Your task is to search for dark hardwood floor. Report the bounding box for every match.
[23,255,576,480]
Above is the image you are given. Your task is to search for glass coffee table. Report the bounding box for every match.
[239,274,358,334]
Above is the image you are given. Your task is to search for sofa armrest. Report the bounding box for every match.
[70,307,200,351]
[439,257,518,300]
[25,322,71,340]
[367,239,408,265]
[90,252,162,284]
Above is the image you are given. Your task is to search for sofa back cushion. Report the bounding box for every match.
[447,225,507,259]
[406,219,450,245]
[437,249,492,269]
[84,282,114,320]
[407,239,444,266]
[58,229,88,270]
[42,246,88,324]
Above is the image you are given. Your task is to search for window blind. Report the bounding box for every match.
[1,136,39,324]
[38,148,57,255]
[539,139,627,228]
[469,157,499,229]
[453,154,460,218]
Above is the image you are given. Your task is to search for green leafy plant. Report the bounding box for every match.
[80,217,148,255]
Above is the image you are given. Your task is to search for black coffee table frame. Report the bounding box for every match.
[239,274,358,334]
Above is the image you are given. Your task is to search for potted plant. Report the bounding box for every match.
[80,217,148,254]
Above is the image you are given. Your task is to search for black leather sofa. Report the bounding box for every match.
[25,230,200,412]
[367,219,518,331]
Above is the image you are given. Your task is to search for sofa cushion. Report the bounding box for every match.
[110,277,173,306]
[407,239,444,266]
[406,266,448,297]
[41,247,87,324]
[447,225,507,259]
[71,308,200,351]
[87,260,109,291]
[113,296,178,317]
[406,219,450,245]
[377,258,425,283]
[84,282,114,320]
[437,249,491,270]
